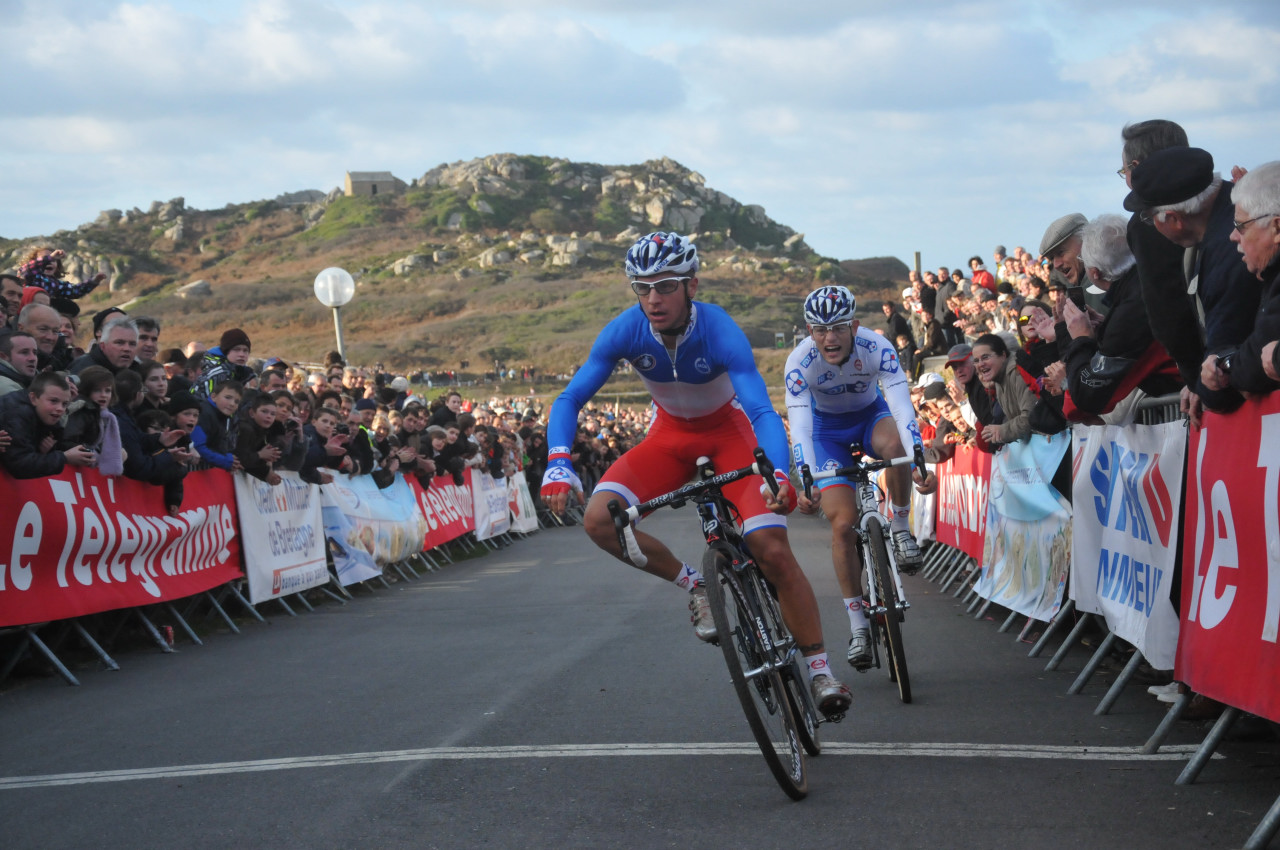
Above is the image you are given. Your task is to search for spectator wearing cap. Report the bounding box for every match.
[1118,120,1204,389]
[1057,214,1183,420]
[0,329,39,396]
[1125,145,1260,417]
[993,246,1009,282]
[1201,161,1280,403]
[91,307,126,342]
[1039,213,1105,315]
[194,328,256,401]
[69,315,138,376]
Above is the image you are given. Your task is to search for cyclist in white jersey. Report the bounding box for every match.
[784,286,936,671]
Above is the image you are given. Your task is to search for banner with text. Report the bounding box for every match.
[407,475,475,550]
[508,473,539,534]
[936,445,992,561]
[234,471,329,605]
[0,468,242,627]
[322,473,430,586]
[1178,396,1280,722]
[1071,422,1184,670]
[471,468,511,541]
[973,433,1072,622]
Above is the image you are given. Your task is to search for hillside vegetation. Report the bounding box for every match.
[1,154,909,374]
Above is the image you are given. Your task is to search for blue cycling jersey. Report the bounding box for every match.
[547,302,790,473]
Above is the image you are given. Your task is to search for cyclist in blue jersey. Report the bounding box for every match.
[785,286,936,671]
[541,232,851,718]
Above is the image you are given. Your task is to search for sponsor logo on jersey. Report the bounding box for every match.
[852,359,863,371]
[820,384,847,395]
[546,467,572,482]
[792,444,804,467]
[816,370,835,385]
[693,356,711,374]
[880,349,899,373]
[851,381,870,394]
[549,446,571,456]
[822,459,841,471]
[800,349,817,368]
[856,335,875,351]
[631,354,656,371]
[786,369,808,396]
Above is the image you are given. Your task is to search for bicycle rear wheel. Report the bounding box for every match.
[703,548,808,799]
[867,523,911,704]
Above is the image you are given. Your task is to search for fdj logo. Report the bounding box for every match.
[786,369,808,396]
[880,349,899,373]
[816,371,834,385]
[694,356,711,374]
[632,354,656,371]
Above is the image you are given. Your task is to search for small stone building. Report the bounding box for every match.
[344,171,407,198]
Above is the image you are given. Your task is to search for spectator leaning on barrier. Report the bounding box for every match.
[59,365,125,477]
[972,333,1036,447]
[113,367,192,514]
[1039,213,1104,317]
[1125,146,1261,419]
[0,371,96,478]
[1060,214,1184,419]
[0,329,39,395]
[235,394,284,486]
[193,379,242,471]
[1201,161,1280,401]
[303,406,348,483]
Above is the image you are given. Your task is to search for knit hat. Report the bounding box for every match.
[92,306,127,336]
[354,398,377,411]
[165,394,201,417]
[219,328,251,353]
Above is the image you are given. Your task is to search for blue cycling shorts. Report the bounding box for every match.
[810,396,893,491]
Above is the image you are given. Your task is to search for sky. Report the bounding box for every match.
[3,0,1279,269]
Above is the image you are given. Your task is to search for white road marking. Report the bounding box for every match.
[0,742,1217,790]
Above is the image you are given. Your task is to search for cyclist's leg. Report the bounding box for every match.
[819,485,864,599]
[868,415,912,514]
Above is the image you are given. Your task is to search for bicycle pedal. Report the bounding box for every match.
[823,711,846,724]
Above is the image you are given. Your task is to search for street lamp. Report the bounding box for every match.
[313,267,355,360]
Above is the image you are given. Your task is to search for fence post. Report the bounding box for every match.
[1045,612,1093,671]
[1176,707,1240,786]
[1067,631,1118,693]
[1094,648,1145,715]
[1028,599,1074,657]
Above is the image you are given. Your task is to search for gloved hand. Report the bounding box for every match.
[540,453,583,512]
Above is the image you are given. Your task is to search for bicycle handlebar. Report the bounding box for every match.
[609,448,776,568]
[800,453,917,501]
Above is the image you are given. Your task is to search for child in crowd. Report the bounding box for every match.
[194,329,255,401]
[0,371,96,478]
[194,379,243,471]
[137,359,169,413]
[166,394,201,435]
[19,247,105,299]
[302,406,349,485]
[113,368,192,515]
[60,365,125,476]
[235,394,284,485]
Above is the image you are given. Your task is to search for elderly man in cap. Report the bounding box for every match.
[1118,120,1204,389]
[1040,213,1106,315]
[1125,146,1260,417]
[1200,161,1280,402]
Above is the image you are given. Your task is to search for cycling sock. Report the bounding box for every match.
[804,653,833,681]
[844,596,869,632]
[673,563,703,592]
[889,502,910,532]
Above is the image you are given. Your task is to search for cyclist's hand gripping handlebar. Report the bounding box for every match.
[607,499,648,569]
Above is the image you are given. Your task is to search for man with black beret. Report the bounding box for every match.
[1125,145,1260,415]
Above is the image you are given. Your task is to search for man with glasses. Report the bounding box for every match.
[784,285,934,671]
[540,231,853,719]
[1124,146,1260,418]
[1198,161,1280,401]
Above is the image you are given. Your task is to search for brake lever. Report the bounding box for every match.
[607,499,648,568]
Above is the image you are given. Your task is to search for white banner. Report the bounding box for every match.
[470,468,511,541]
[507,474,539,534]
[322,473,429,586]
[233,471,328,604]
[974,433,1072,622]
[1070,421,1184,670]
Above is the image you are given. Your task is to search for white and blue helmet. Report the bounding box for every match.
[803,285,856,325]
[625,231,699,277]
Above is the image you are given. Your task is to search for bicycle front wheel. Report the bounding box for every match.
[703,548,808,800]
[867,523,911,703]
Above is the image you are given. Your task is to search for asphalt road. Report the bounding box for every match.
[2,510,1278,850]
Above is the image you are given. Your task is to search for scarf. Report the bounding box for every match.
[96,408,125,476]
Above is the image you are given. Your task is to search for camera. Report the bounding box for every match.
[334,423,350,436]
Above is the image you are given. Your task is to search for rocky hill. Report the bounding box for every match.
[0,154,909,374]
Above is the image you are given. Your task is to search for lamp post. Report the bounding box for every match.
[313,267,355,360]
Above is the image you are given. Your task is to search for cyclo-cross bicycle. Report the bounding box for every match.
[801,445,923,704]
[608,448,828,801]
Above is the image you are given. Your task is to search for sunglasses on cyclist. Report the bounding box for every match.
[629,276,690,296]
[810,322,853,336]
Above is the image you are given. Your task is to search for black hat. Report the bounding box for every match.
[165,394,201,417]
[92,306,127,335]
[219,328,251,353]
[160,347,187,366]
[1123,147,1213,212]
[49,297,80,318]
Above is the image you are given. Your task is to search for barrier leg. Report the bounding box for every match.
[163,603,203,647]
[1095,648,1145,715]
[25,628,80,686]
[134,609,175,654]
[1143,691,1192,754]
[203,590,240,635]
[376,574,393,589]
[72,621,119,671]
[226,583,267,623]
[1243,791,1280,850]
[1067,631,1117,694]
[329,570,355,600]
[997,610,1020,633]
[938,554,969,592]
[954,565,979,598]
[1045,612,1093,671]
[1016,617,1037,643]
[973,599,994,619]
[291,592,315,612]
[965,586,984,612]
[317,586,348,605]
[1175,707,1240,786]
[389,561,413,582]
[921,544,950,580]
[276,597,297,617]
[1029,599,1074,658]
[0,631,32,684]
[400,558,421,579]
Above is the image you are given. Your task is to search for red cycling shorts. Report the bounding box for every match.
[595,401,785,534]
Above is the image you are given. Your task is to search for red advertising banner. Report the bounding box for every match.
[0,468,243,627]
[407,475,475,550]
[935,444,991,561]
[1177,393,1280,722]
